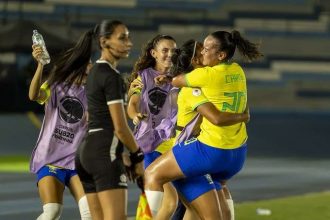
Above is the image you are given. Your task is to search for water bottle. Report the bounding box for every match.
[32,30,51,65]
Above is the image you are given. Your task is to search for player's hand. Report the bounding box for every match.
[133,113,148,126]
[128,78,143,98]
[154,75,171,86]
[134,161,144,177]
[32,45,43,64]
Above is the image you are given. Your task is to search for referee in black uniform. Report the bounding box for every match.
[75,20,144,220]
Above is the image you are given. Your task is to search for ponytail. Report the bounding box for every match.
[47,29,94,87]
[170,39,197,76]
[231,30,263,62]
[211,30,263,62]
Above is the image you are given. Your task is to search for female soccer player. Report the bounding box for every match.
[144,30,262,220]
[29,30,93,220]
[127,34,179,220]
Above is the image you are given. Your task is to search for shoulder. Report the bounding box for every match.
[188,66,211,76]
[229,62,244,73]
[186,67,210,81]
[231,62,241,67]
[139,67,155,78]
[230,62,242,68]
[92,62,121,80]
[93,62,118,75]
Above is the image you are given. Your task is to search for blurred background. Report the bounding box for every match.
[1,0,329,158]
[0,0,330,219]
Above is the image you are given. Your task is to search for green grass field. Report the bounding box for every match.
[0,155,30,172]
[1,156,330,220]
[236,191,330,220]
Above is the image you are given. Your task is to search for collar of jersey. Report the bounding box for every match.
[96,59,120,74]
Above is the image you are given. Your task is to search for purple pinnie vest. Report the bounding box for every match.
[30,83,88,173]
[175,113,202,145]
[134,67,177,153]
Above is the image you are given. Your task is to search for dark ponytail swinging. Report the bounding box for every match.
[170,39,198,77]
[211,30,263,62]
[47,29,94,87]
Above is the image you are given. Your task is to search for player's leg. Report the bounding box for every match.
[97,188,127,220]
[68,173,91,220]
[36,166,65,220]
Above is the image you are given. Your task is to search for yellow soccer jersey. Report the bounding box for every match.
[175,87,209,139]
[155,138,175,154]
[185,62,248,149]
[37,81,51,105]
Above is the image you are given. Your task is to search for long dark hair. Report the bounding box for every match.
[130,34,176,82]
[47,29,94,87]
[170,39,202,77]
[211,30,263,62]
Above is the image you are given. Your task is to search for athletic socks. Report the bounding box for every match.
[78,195,92,220]
[37,203,62,220]
[145,190,164,217]
[227,199,235,220]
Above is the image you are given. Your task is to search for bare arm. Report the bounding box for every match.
[109,103,139,152]
[196,102,249,126]
[127,94,140,119]
[172,74,187,88]
[28,45,47,101]
[127,94,147,125]
[109,103,144,175]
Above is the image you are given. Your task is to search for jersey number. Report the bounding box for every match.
[222,92,246,112]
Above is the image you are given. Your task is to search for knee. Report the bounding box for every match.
[37,203,62,220]
[222,207,231,220]
[144,166,161,188]
[166,200,178,214]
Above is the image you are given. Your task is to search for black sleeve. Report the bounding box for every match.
[103,72,124,105]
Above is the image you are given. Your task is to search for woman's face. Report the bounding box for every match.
[201,35,221,66]
[103,24,133,59]
[151,39,177,71]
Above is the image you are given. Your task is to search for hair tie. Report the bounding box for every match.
[190,41,197,63]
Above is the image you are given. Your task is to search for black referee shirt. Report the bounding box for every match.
[86,60,126,130]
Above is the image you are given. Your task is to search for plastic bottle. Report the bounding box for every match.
[32,30,51,65]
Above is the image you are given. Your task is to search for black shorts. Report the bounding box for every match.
[75,129,126,193]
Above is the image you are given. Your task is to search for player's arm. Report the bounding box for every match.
[105,73,144,176]
[173,68,209,88]
[172,73,186,88]
[127,77,146,125]
[127,94,147,125]
[109,102,139,152]
[196,102,249,126]
[108,102,144,177]
[28,45,47,102]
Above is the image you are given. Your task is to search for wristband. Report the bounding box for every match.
[130,148,144,164]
